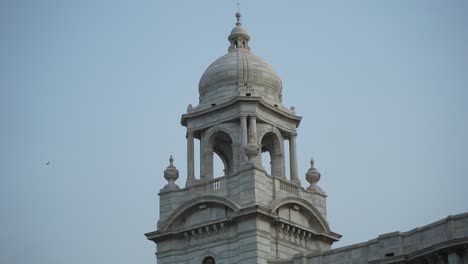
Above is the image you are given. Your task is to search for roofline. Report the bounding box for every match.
[181,96,302,127]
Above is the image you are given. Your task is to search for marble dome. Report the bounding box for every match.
[198,13,283,105]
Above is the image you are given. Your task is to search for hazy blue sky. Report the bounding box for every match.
[1,1,467,263]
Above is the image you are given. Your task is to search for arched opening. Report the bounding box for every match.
[202,256,215,264]
[213,154,224,178]
[261,151,271,175]
[205,130,233,179]
[261,132,283,178]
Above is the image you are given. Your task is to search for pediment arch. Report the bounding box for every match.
[159,195,240,232]
[270,197,331,233]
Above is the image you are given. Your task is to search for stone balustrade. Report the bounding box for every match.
[194,177,223,192]
[278,178,300,196]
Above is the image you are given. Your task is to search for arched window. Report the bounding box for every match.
[260,132,283,178]
[205,130,233,179]
[261,151,271,175]
[202,256,215,264]
[213,153,224,178]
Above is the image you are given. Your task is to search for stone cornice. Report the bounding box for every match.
[148,203,340,244]
[180,96,302,128]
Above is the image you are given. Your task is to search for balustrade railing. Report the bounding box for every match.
[278,179,300,195]
[194,177,222,192]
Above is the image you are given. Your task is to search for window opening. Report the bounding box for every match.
[203,256,215,264]
[213,154,224,178]
[261,151,271,175]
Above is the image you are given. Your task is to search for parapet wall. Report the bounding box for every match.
[286,212,468,264]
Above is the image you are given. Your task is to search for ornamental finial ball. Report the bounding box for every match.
[306,157,321,187]
[235,12,241,26]
[163,155,179,191]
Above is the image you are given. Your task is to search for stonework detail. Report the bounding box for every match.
[184,222,226,246]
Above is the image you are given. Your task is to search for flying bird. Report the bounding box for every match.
[46,161,50,166]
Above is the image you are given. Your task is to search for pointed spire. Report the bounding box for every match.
[236,3,242,26]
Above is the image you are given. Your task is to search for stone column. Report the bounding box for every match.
[249,115,260,164]
[281,139,286,178]
[240,114,248,161]
[186,130,195,187]
[244,114,261,163]
[199,132,205,180]
[248,115,257,143]
[289,133,301,186]
[272,153,284,179]
[205,152,214,180]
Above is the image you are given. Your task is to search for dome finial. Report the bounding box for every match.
[236,3,241,26]
[228,3,250,52]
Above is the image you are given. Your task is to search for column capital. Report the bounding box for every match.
[248,113,258,118]
[185,129,195,137]
[239,113,248,118]
[288,132,298,138]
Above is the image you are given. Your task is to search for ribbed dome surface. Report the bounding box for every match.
[197,12,283,105]
[198,49,282,104]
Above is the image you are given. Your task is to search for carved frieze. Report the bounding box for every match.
[184,222,226,246]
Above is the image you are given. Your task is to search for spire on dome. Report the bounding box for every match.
[236,3,241,26]
[228,8,250,52]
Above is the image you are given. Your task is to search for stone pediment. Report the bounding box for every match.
[167,204,234,233]
[158,195,241,233]
[277,205,324,233]
[270,197,335,236]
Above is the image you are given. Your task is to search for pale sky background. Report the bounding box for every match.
[1,1,467,264]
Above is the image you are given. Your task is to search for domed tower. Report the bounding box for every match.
[145,12,341,264]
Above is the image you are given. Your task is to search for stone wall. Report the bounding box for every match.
[285,213,468,264]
